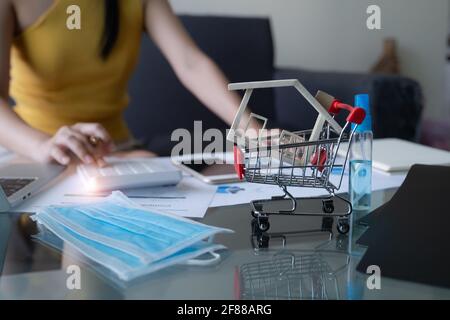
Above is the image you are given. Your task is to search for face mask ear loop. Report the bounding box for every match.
[184,251,221,266]
[207,233,221,243]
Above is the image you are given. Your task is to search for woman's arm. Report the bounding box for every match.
[0,1,49,157]
[143,0,242,126]
[0,1,113,165]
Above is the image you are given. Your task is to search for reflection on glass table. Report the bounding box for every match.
[1,188,450,299]
[237,251,349,300]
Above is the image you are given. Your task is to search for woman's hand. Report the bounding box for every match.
[36,123,115,165]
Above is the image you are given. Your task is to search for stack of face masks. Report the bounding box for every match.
[31,191,232,281]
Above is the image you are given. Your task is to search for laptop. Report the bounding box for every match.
[0,163,65,212]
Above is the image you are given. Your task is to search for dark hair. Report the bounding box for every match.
[101,0,120,59]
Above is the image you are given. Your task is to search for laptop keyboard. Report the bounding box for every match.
[0,178,36,197]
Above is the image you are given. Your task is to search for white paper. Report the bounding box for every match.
[119,177,216,218]
[8,151,407,216]
[210,168,406,207]
[13,167,216,218]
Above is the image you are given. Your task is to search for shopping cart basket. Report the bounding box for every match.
[227,80,366,235]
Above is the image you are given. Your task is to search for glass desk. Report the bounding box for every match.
[1,188,449,300]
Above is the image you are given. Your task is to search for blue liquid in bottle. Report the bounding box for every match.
[349,94,373,212]
[350,159,372,210]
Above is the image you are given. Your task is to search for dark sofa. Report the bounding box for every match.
[126,15,423,155]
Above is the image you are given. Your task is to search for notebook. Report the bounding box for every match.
[338,138,450,172]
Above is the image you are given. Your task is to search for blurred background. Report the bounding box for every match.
[126,0,450,154]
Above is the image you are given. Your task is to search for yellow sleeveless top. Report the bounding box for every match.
[10,0,143,142]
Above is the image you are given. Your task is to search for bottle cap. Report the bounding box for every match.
[353,94,372,133]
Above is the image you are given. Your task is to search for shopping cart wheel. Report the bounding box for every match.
[251,218,261,233]
[322,199,334,214]
[257,217,270,232]
[251,203,263,218]
[337,219,350,234]
[256,234,270,249]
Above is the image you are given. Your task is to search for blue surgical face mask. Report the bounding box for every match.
[32,192,232,281]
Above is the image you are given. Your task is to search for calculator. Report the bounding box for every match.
[77,158,182,191]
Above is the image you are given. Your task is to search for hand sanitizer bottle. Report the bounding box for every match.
[349,94,372,211]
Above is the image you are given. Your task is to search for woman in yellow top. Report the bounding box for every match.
[0,0,244,165]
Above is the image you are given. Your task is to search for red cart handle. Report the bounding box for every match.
[233,145,245,180]
[328,100,366,125]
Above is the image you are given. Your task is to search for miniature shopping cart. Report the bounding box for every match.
[227,80,365,235]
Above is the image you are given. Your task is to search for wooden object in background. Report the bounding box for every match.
[370,38,400,74]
